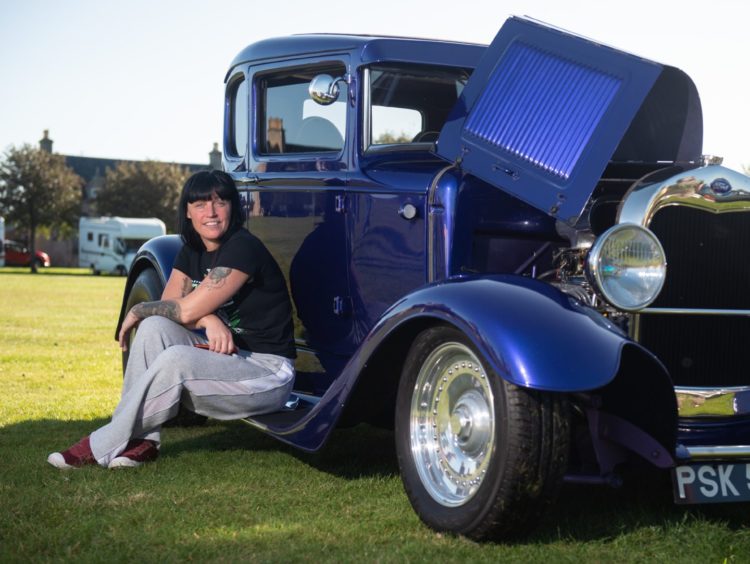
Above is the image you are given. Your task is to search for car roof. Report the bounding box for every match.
[227,34,486,77]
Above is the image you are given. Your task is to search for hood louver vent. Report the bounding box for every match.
[464,42,622,181]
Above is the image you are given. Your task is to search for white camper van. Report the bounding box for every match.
[79,217,166,275]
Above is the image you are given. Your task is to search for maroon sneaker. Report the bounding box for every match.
[108,439,159,469]
[47,436,97,469]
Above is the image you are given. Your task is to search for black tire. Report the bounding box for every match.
[122,268,206,427]
[32,257,44,269]
[395,326,569,540]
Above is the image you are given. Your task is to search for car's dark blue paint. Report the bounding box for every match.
[228,34,484,77]
[215,22,685,454]
[117,18,749,513]
[135,235,181,283]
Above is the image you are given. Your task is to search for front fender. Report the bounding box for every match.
[256,274,669,453]
[115,235,182,337]
[374,274,642,392]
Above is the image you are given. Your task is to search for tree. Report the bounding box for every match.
[374,130,413,144]
[96,161,191,232]
[0,144,82,272]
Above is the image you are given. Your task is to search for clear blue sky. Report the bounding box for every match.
[1,0,748,170]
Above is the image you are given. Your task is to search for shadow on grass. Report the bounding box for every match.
[163,418,400,479]
[129,419,750,541]
[529,465,750,543]
[7,416,397,479]
[10,417,750,543]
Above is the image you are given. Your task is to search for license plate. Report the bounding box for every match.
[673,462,750,504]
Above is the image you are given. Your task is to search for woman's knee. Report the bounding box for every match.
[137,315,179,337]
[132,317,194,351]
[152,344,195,371]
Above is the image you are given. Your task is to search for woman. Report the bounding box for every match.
[48,170,296,469]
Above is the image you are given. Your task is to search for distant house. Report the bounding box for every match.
[39,130,222,216]
[20,131,223,266]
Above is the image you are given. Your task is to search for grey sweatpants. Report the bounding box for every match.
[89,316,295,467]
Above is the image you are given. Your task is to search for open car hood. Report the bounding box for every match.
[437,17,702,224]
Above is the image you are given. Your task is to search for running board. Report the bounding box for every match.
[241,392,321,432]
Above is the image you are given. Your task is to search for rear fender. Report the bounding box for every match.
[114,235,182,338]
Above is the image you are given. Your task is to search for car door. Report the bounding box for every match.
[227,56,354,391]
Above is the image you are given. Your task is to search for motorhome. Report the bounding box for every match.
[79,217,165,275]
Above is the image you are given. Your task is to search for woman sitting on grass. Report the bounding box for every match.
[48,170,296,469]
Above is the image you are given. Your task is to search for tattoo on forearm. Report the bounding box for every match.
[206,267,232,289]
[132,300,181,322]
[181,277,193,297]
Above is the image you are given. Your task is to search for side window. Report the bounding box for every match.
[367,64,470,148]
[259,64,347,154]
[98,234,109,248]
[87,232,93,242]
[227,76,248,157]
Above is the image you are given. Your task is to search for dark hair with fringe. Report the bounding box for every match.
[177,170,244,250]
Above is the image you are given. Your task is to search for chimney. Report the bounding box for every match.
[39,129,53,153]
[209,142,222,170]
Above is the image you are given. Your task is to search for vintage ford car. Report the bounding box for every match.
[117,17,750,539]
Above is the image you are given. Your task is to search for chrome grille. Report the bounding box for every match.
[638,206,750,387]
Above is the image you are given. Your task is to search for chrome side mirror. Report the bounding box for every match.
[309,74,345,106]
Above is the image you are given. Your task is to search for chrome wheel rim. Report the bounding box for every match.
[410,341,495,507]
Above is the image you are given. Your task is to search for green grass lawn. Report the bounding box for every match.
[1,268,749,561]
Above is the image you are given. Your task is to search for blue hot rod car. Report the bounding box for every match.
[117,17,750,539]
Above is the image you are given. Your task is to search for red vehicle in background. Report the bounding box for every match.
[3,240,51,268]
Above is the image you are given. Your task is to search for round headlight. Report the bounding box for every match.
[586,223,666,311]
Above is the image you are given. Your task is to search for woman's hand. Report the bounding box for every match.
[198,314,236,355]
[118,309,142,351]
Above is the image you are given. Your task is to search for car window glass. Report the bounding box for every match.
[98,234,109,248]
[368,65,470,147]
[228,76,248,157]
[259,64,347,154]
[372,106,422,144]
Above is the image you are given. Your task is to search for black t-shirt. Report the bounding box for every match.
[173,228,296,359]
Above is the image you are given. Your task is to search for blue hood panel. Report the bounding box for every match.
[437,17,664,224]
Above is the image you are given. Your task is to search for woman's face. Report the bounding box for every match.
[186,192,231,250]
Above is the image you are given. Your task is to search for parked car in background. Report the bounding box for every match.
[117,17,750,540]
[4,240,51,268]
